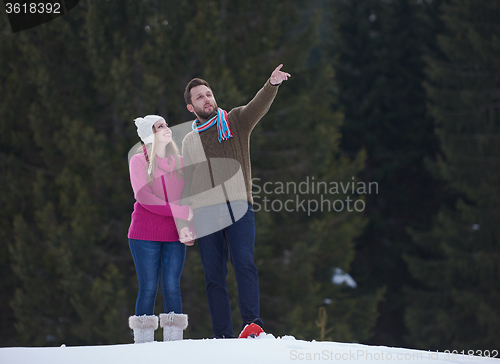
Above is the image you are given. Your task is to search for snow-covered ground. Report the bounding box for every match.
[1,333,498,364]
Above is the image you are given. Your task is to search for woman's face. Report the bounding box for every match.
[153,120,172,146]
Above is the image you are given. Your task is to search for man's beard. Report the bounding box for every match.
[194,103,218,121]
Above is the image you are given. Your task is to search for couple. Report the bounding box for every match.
[127,65,290,343]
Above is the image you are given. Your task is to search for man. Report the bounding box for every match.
[180,65,290,338]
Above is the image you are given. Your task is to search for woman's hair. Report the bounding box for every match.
[137,126,183,184]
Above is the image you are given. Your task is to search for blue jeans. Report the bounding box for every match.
[194,201,263,337]
[129,239,186,315]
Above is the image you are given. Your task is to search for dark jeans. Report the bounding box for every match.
[194,201,263,337]
[129,239,186,315]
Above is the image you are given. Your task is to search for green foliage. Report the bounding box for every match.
[247,8,381,339]
[329,0,445,347]
[0,11,35,346]
[2,1,135,346]
[2,0,379,346]
[405,0,500,350]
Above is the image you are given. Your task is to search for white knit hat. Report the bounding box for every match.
[134,115,164,144]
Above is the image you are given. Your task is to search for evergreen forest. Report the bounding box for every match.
[0,0,498,350]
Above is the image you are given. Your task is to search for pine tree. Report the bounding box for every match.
[243,2,383,341]
[4,1,140,345]
[329,0,445,346]
[0,12,37,346]
[405,0,500,350]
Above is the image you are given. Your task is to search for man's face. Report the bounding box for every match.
[188,85,218,120]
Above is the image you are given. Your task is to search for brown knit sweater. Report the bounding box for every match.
[181,79,279,210]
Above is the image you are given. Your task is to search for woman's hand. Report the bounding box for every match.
[179,227,195,246]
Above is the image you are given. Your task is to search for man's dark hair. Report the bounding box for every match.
[184,78,211,105]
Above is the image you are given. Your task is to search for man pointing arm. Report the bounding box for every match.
[181,65,290,338]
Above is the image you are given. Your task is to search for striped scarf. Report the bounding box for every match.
[192,107,233,143]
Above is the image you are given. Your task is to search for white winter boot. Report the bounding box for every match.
[128,315,158,343]
[159,312,188,341]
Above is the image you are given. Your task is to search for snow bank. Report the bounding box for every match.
[1,333,498,364]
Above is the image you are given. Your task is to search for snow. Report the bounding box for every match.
[1,333,498,364]
[332,267,357,288]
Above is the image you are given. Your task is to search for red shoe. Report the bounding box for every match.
[238,323,264,338]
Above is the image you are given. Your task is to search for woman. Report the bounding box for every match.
[127,115,195,343]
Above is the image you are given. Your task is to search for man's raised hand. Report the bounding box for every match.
[270,64,291,85]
